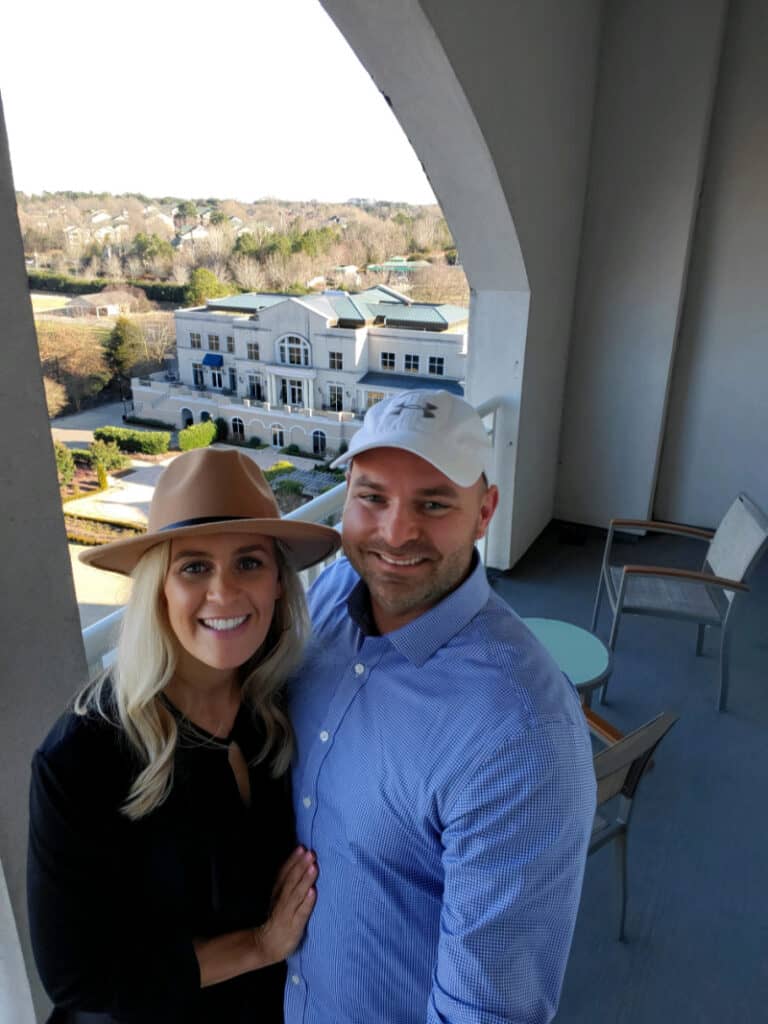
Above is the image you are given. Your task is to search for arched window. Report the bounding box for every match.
[278,334,311,367]
[180,407,193,427]
[200,410,211,422]
[271,425,285,447]
[231,417,245,441]
[312,430,327,456]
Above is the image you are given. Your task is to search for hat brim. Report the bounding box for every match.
[78,518,341,576]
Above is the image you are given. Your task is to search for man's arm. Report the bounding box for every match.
[428,720,596,1024]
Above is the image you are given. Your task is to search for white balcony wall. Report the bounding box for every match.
[653,0,768,524]
[556,0,728,527]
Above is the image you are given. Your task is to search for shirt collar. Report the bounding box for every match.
[346,550,490,666]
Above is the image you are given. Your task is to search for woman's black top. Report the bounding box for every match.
[27,699,294,1024]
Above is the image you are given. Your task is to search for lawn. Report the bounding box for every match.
[30,292,70,312]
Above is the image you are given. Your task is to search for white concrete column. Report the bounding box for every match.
[0,93,88,1019]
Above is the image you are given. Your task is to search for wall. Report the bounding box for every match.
[0,96,88,1019]
[654,0,768,525]
[556,0,728,526]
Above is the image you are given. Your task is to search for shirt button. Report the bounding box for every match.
[319,730,330,742]
[354,663,365,675]
[302,796,312,808]
[291,974,300,985]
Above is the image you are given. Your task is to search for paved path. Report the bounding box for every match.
[51,402,130,447]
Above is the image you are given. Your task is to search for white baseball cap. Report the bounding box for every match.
[330,390,493,487]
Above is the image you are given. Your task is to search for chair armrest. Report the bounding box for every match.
[622,565,749,592]
[609,518,715,541]
[583,707,624,745]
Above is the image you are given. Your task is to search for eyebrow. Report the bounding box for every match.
[351,476,459,499]
[170,542,271,563]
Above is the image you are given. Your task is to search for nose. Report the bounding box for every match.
[206,568,240,602]
[379,501,420,550]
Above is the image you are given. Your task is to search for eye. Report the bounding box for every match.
[180,560,209,576]
[423,501,450,512]
[238,555,265,571]
[358,492,384,503]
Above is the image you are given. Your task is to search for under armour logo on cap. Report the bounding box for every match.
[390,399,438,419]
[329,389,493,488]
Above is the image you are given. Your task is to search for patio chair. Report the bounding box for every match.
[591,493,768,711]
[588,710,679,941]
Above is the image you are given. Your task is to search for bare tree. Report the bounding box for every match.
[43,376,68,418]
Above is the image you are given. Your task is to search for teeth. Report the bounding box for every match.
[202,616,248,631]
[377,553,423,566]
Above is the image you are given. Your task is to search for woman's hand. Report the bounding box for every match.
[254,846,318,965]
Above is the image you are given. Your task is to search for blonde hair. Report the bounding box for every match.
[76,538,309,820]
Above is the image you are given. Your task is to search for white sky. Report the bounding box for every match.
[1,0,436,205]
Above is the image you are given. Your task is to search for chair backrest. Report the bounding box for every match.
[593,712,678,807]
[705,494,768,605]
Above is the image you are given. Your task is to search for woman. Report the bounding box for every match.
[28,447,341,1023]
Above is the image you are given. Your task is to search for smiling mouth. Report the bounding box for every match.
[371,551,429,567]
[200,615,250,632]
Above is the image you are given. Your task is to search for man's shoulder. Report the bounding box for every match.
[307,556,359,625]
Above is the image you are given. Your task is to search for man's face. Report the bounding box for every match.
[342,447,498,633]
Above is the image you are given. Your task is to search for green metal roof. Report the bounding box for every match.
[204,293,288,313]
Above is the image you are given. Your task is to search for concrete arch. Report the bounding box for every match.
[320,0,528,567]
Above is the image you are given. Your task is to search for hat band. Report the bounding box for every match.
[158,515,252,532]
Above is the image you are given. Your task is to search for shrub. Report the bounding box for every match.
[96,463,108,490]
[90,439,130,471]
[71,447,93,467]
[54,442,75,487]
[64,514,145,546]
[247,436,265,448]
[214,416,229,442]
[273,478,305,496]
[263,461,295,482]
[282,443,301,456]
[123,415,177,431]
[179,420,217,452]
[94,425,170,454]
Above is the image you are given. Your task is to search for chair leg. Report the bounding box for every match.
[615,831,628,942]
[591,576,604,633]
[608,609,622,650]
[696,624,706,656]
[718,629,732,713]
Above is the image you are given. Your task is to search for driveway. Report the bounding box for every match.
[52,402,130,447]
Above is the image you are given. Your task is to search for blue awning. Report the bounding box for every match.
[202,353,223,367]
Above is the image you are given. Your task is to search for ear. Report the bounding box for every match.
[475,484,499,540]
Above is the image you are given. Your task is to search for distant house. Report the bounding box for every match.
[65,290,137,318]
[366,255,431,276]
[173,224,210,248]
[332,264,361,285]
[88,210,112,226]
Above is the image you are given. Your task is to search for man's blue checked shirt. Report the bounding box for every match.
[285,555,596,1024]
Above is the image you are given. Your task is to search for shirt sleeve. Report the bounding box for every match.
[28,741,201,1022]
[427,720,596,1024]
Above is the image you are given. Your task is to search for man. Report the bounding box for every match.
[286,390,596,1024]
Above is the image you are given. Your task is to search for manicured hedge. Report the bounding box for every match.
[178,420,217,451]
[27,271,187,305]
[94,425,170,454]
[124,414,177,431]
[64,514,145,546]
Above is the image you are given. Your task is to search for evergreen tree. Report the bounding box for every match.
[104,317,144,382]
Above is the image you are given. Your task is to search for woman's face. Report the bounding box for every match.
[163,532,282,678]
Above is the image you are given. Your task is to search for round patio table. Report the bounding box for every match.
[523,617,612,708]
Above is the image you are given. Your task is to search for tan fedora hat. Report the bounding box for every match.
[79,447,341,576]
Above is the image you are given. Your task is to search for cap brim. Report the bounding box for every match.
[78,518,341,576]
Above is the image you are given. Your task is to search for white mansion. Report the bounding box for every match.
[130,285,468,457]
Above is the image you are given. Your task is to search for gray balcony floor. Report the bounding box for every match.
[489,524,768,1024]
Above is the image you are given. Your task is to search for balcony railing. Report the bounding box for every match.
[81,396,506,680]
